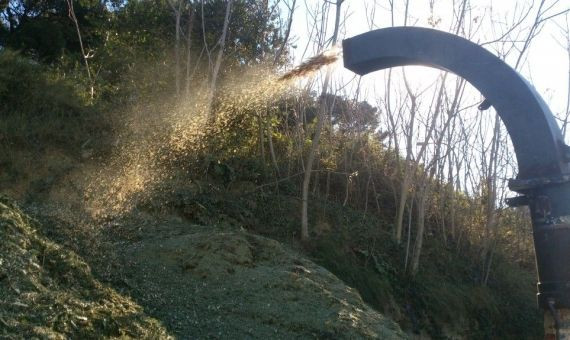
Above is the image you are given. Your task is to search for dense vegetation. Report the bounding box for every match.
[1,0,561,338]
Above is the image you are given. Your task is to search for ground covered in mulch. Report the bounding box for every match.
[0,195,170,339]
[0,195,406,339]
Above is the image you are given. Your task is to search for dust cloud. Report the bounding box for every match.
[83,51,341,220]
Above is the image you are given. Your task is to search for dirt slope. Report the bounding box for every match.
[0,195,406,339]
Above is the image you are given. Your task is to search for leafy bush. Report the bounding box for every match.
[0,50,84,115]
[0,50,87,143]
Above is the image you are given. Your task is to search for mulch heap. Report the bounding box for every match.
[0,195,171,339]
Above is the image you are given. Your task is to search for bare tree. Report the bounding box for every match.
[167,0,185,96]
[393,74,418,244]
[66,0,94,99]
[207,0,233,120]
[185,4,196,96]
[300,0,344,241]
[274,0,297,65]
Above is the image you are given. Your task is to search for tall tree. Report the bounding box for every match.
[167,0,185,96]
[207,0,232,119]
[300,0,344,241]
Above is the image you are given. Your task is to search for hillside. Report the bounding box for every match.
[0,195,405,339]
[0,140,542,338]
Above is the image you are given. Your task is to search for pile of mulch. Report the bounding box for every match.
[0,195,171,339]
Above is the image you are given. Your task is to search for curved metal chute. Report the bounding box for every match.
[342,26,568,179]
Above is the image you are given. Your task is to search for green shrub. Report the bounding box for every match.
[0,50,88,143]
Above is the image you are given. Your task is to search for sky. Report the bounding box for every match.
[278,0,570,197]
[284,0,570,125]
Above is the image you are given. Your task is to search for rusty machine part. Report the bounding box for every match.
[342,27,570,337]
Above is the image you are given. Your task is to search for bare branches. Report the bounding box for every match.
[207,0,233,120]
[274,0,297,65]
[300,0,344,241]
[66,0,94,99]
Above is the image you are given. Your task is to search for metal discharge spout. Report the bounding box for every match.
[342,27,570,338]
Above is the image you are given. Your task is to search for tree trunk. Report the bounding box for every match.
[300,0,343,241]
[258,113,265,162]
[404,196,414,271]
[410,158,439,275]
[66,0,94,99]
[395,165,413,243]
[410,187,427,275]
[394,75,417,243]
[364,174,371,215]
[174,7,181,96]
[267,118,280,176]
[185,6,196,96]
[207,0,233,120]
[480,113,500,284]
